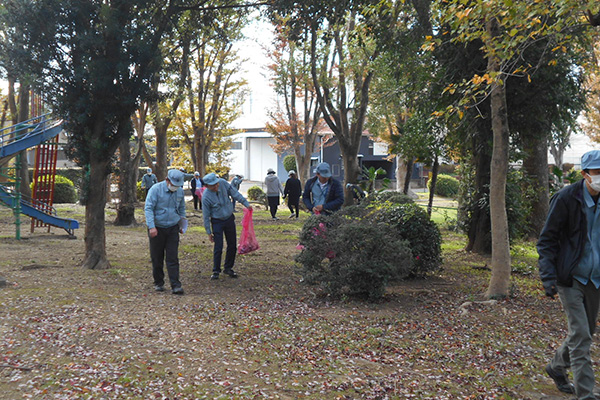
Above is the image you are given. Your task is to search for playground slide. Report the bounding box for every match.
[0,184,79,236]
[0,117,80,235]
[0,120,64,163]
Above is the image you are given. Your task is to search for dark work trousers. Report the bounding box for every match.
[192,192,201,210]
[268,196,280,218]
[211,214,237,274]
[149,224,182,289]
[287,197,300,217]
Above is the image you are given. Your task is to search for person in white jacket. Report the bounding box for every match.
[265,168,284,220]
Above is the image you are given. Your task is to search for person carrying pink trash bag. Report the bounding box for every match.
[238,207,259,255]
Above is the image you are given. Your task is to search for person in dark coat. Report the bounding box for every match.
[190,171,203,210]
[537,149,600,398]
[283,170,302,219]
[302,162,344,214]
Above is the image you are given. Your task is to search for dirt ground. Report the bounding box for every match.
[0,201,587,399]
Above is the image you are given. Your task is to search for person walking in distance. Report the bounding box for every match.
[190,171,203,210]
[141,168,158,199]
[201,172,252,280]
[145,169,187,295]
[230,174,244,209]
[538,150,600,398]
[283,170,302,219]
[265,168,284,220]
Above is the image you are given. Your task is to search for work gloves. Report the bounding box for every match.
[543,280,558,299]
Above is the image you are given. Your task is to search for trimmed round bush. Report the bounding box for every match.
[373,203,442,277]
[296,212,414,300]
[31,175,77,203]
[283,155,297,173]
[429,174,459,198]
[247,185,265,201]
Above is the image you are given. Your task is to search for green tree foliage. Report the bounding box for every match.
[283,154,297,172]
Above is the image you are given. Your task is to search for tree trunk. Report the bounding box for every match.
[396,156,408,192]
[114,136,137,226]
[403,158,414,195]
[522,131,549,238]
[82,154,111,270]
[339,142,360,206]
[17,84,31,198]
[486,18,511,299]
[465,148,492,254]
[154,124,168,181]
[427,156,439,217]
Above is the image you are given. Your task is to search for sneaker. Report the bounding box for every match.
[545,364,574,394]
[154,285,165,292]
[288,214,295,219]
[210,273,219,280]
[172,287,184,295]
[272,217,279,221]
[224,270,238,278]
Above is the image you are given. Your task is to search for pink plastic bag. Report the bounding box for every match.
[195,186,205,198]
[238,208,259,255]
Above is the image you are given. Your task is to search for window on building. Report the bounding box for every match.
[230,141,242,150]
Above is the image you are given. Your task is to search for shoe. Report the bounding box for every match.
[224,270,238,278]
[172,287,184,295]
[210,273,219,280]
[545,364,574,394]
[288,214,295,219]
[154,285,165,292]
[272,217,279,221]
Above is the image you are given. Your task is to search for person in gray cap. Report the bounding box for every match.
[201,172,252,280]
[141,168,158,199]
[302,162,344,214]
[538,149,600,398]
[230,174,244,209]
[145,169,187,295]
[265,168,284,220]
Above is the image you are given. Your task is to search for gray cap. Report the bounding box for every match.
[288,170,296,176]
[167,169,184,186]
[203,172,219,185]
[582,150,600,170]
[315,162,331,178]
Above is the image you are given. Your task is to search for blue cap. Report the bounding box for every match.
[203,172,219,185]
[167,169,184,186]
[582,150,600,170]
[316,162,331,178]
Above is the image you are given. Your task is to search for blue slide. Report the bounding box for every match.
[0,116,80,235]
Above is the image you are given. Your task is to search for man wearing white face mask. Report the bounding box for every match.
[538,150,600,399]
[145,169,187,295]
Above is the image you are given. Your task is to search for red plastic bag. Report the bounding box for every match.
[238,207,259,254]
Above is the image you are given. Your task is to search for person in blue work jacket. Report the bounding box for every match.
[302,162,344,214]
[145,169,187,295]
[538,150,600,399]
[202,172,252,280]
[141,168,158,199]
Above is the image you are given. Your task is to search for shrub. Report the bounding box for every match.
[371,191,414,205]
[373,203,442,277]
[429,174,459,198]
[295,212,414,300]
[247,185,265,201]
[31,175,77,203]
[136,181,145,201]
[283,155,297,173]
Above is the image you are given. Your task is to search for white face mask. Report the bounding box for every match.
[167,183,179,192]
[147,171,152,175]
[588,174,600,192]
